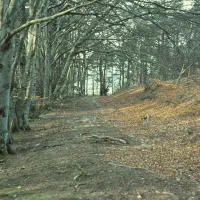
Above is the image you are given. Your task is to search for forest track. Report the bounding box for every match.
[0,96,199,200]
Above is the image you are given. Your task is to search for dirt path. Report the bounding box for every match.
[0,97,199,200]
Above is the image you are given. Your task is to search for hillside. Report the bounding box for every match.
[97,78,200,183]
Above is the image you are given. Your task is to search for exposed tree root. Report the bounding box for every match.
[87,134,127,144]
[43,143,65,148]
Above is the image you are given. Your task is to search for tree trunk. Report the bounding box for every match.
[92,70,95,96]
[0,37,14,154]
[99,59,104,95]
[53,47,76,98]
[121,62,125,88]
[80,52,87,96]
[0,0,19,154]
[44,23,51,100]
[126,59,131,87]
[14,24,38,131]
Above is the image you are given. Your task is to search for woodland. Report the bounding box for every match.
[0,0,200,199]
[1,0,200,154]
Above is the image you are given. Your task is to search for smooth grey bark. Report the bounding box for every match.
[44,23,52,100]
[9,31,28,133]
[13,24,38,131]
[43,2,52,100]
[0,0,23,154]
[0,41,13,154]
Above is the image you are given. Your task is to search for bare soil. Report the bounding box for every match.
[0,84,200,200]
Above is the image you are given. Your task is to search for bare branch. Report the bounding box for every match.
[7,0,99,41]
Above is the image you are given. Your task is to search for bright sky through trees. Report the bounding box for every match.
[183,0,194,9]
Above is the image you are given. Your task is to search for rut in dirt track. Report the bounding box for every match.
[0,97,198,200]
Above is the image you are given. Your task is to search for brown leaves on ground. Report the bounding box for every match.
[97,78,200,184]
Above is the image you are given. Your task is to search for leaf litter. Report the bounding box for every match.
[0,79,200,199]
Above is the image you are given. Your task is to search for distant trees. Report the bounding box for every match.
[0,0,200,154]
